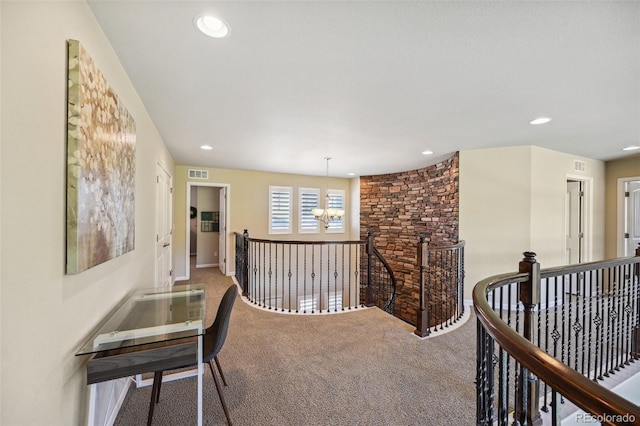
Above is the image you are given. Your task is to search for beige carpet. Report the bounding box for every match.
[114,264,477,426]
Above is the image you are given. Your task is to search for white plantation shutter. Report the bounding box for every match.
[299,188,320,233]
[269,186,292,234]
[326,189,345,233]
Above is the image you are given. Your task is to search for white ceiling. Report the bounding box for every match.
[88,1,640,177]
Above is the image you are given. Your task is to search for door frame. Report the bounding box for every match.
[565,174,593,263]
[155,161,173,287]
[185,181,231,280]
[617,176,640,256]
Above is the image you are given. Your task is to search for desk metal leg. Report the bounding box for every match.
[88,383,96,426]
[197,333,203,426]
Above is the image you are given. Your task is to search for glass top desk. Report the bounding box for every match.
[76,284,207,425]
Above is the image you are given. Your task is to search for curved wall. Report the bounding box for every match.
[360,154,459,324]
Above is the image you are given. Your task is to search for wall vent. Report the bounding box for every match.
[573,160,586,173]
[188,169,209,179]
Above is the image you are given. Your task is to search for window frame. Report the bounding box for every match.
[268,186,293,235]
[298,187,320,234]
[325,189,345,234]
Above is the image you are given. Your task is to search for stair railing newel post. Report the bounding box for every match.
[632,243,640,357]
[516,251,543,426]
[415,237,429,337]
[365,232,375,307]
[242,229,249,297]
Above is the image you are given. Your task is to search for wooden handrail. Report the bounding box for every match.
[473,271,640,425]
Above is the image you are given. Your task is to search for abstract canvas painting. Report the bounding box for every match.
[66,39,136,274]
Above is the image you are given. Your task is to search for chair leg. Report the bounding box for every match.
[156,371,163,403]
[214,355,228,386]
[147,371,163,426]
[210,364,233,426]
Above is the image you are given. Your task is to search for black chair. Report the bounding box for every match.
[147,284,238,425]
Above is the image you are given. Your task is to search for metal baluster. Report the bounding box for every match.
[596,268,604,380]
[568,273,574,372]
[561,275,567,373]
[260,242,264,306]
[310,245,315,314]
[347,244,353,309]
[497,286,508,425]
[340,244,345,311]
[616,264,622,369]
[585,271,598,379]
[580,272,587,375]
[447,249,452,327]
[507,282,513,420]
[301,243,307,313]
[605,267,613,376]
[623,263,631,365]
[540,277,549,412]
[573,273,579,372]
[319,244,324,313]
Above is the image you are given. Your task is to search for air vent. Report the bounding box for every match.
[188,169,209,180]
[573,160,586,173]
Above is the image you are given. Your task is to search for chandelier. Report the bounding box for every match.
[312,157,345,229]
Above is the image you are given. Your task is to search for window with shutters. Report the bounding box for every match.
[326,189,345,233]
[299,188,320,233]
[269,186,292,234]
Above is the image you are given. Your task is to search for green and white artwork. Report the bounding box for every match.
[66,39,136,274]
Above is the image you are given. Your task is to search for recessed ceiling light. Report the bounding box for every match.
[195,15,230,38]
[200,145,213,150]
[622,145,640,151]
[422,150,434,156]
[530,117,552,125]
[348,172,355,176]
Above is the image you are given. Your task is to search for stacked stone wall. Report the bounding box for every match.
[360,153,459,325]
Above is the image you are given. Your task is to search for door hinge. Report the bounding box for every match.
[579,191,584,197]
[157,176,159,183]
[625,233,630,238]
[156,235,159,242]
[170,187,173,194]
[625,191,630,197]
[170,269,173,276]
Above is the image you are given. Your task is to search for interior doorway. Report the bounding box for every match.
[566,179,584,264]
[621,178,640,256]
[186,182,230,280]
[155,162,173,287]
[565,176,592,264]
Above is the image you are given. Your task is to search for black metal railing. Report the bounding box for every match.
[234,230,396,314]
[361,235,396,315]
[474,249,640,425]
[415,239,465,337]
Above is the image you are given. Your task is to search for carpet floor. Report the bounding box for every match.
[114,264,477,426]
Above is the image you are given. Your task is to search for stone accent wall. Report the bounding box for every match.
[360,153,459,325]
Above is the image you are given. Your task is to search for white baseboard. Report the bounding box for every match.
[195,263,217,268]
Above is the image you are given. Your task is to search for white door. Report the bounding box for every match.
[566,180,583,264]
[156,163,173,287]
[219,187,227,275]
[625,180,640,256]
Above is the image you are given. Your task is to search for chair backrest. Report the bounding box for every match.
[206,284,238,358]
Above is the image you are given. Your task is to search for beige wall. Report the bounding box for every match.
[174,165,353,280]
[604,153,640,258]
[460,146,605,301]
[530,146,605,266]
[460,146,533,301]
[1,1,174,424]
